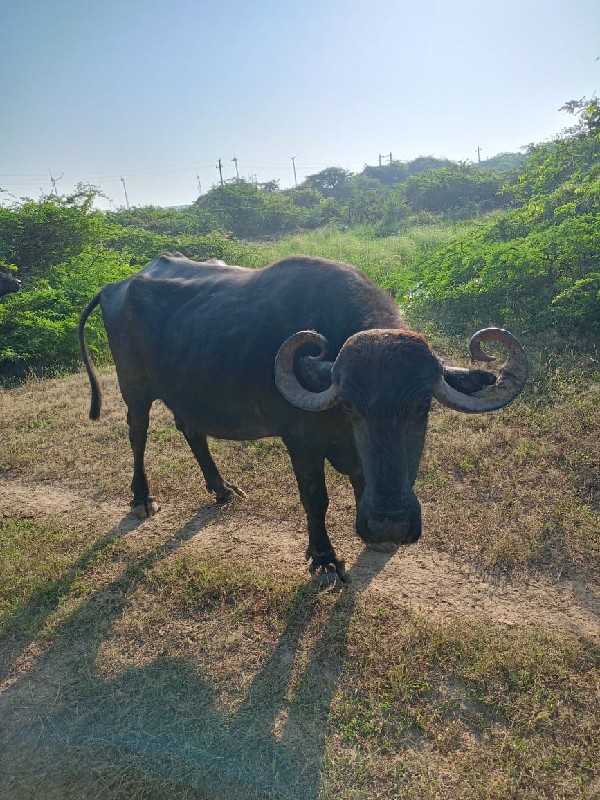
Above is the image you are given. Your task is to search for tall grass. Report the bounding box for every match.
[249,223,458,300]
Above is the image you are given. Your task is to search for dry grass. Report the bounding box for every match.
[1,355,599,799]
[1,354,597,577]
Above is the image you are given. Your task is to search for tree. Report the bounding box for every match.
[403,166,504,215]
[191,180,304,239]
[362,161,410,186]
[0,185,106,283]
[560,95,600,133]
[107,205,213,237]
[302,167,353,198]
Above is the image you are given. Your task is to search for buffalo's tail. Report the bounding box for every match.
[78,292,103,420]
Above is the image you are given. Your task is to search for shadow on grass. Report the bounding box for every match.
[0,507,394,800]
[0,510,148,685]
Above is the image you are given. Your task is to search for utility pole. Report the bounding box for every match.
[290,156,298,188]
[378,154,382,166]
[217,158,224,186]
[196,172,203,196]
[389,152,393,164]
[476,146,482,163]
[232,156,239,179]
[120,176,130,209]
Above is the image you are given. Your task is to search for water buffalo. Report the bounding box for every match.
[79,253,527,581]
[0,271,21,296]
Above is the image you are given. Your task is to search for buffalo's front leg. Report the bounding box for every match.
[176,422,246,503]
[127,405,160,518]
[286,443,348,583]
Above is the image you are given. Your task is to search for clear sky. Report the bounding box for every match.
[1,0,598,209]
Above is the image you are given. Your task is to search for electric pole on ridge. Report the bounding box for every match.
[232,156,239,179]
[217,158,224,186]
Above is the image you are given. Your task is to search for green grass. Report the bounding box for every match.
[247,223,458,301]
[148,552,303,615]
[329,609,600,799]
[0,516,101,630]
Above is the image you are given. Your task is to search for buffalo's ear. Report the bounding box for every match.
[298,357,335,393]
[442,366,496,396]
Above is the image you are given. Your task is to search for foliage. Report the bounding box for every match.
[403,165,504,214]
[107,204,215,237]
[399,107,600,341]
[378,165,506,234]
[0,247,132,382]
[190,179,306,239]
[301,166,354,198]
[104,223,256,269]
[477,151,525,173]
[0,185,106,284]
[362,156,454,186]
[102,157,515,244]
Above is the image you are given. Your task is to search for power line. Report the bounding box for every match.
[0,154,385,182]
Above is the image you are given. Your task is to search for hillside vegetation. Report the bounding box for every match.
[0,99,598,384]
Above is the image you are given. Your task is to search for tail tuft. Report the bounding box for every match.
[89,389,101,420]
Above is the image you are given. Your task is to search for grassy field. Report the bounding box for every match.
[1,348,598,799]
[1,227,599,798]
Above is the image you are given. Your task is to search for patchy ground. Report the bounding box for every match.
[1,368,599,799]
[1,478,599,639]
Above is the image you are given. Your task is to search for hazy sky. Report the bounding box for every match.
[1,0,598,209]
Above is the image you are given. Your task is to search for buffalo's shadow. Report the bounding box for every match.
[1,507,393,800]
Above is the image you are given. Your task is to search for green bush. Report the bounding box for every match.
[397,109,600,343]
[0,247,132,383]
[0,187,106,284]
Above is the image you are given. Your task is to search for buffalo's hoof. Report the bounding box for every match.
[215,482,247,503]
[132,497,160,519]
[308,551,349,584]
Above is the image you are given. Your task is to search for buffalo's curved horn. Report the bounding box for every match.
[275,331,340,411]
[433,328,528,413]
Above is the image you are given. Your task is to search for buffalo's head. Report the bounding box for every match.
[0,272,21,297]
[275,327,528,547]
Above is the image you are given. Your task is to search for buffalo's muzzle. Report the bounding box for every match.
[356,497,422,546]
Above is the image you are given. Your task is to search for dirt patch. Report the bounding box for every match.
[2,477,599,639]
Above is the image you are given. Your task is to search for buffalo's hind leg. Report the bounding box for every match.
[176,422,246,503]
[127,404,160,518]
[286,442,348,583]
